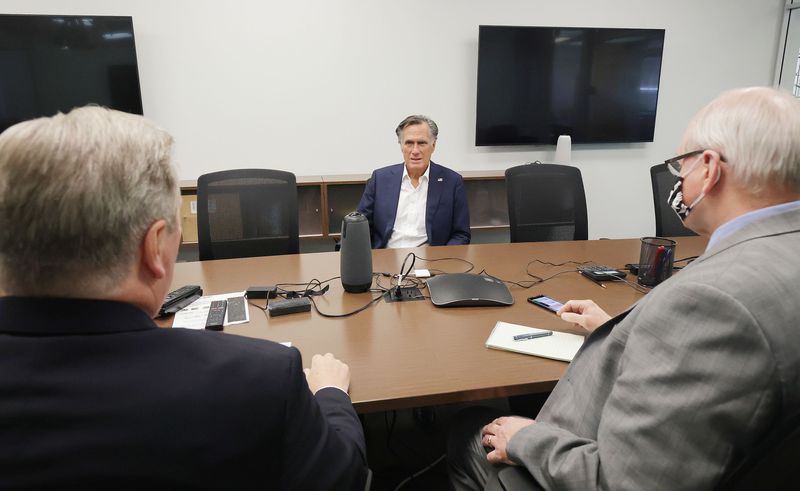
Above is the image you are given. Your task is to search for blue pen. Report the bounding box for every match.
[513,331,553,341]
[658,246,673,278]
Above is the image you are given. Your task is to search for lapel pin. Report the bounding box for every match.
[437,178,443,182]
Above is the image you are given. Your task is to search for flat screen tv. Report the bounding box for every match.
[476,25,665,146]
[0,14,142,134]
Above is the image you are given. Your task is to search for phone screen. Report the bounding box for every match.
[528,295,564,313]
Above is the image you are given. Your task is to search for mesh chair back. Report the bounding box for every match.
[505,163,588,242]
[197,169,299,260]
[650,163,697,237]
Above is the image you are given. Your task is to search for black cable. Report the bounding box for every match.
[384,410,411,471]
[526,258,591,268]
[525,259,590,282]
[372,272,394,292]
[307,294,383,318]
[398,253,416,280]
[393,454,447,491]
[395,276,427,290]
[479,267,581,289]
[381,411,431,474]
[247,301,268,315]
[247,296,269,320]
[412,255,475,274]
[610,275,652,294]
[266,273,387,318]
[275,276,340,288]
[275,276,337,299]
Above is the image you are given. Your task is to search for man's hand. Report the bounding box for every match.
[557,299,611,334]
[303,353,351,394]
[481,416,535,465]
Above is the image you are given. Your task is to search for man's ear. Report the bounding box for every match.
[702,150,723,194]
[141,219,169,280]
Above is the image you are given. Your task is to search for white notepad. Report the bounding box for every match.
[486,321,585,362]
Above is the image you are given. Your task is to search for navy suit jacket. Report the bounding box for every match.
[357,162,470,248]
[0,297,367,490]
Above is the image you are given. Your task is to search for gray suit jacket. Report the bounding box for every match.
[508,205,800,490]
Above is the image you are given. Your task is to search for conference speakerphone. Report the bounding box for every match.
[426,273,514,307]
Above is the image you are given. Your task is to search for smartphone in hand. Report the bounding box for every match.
[527,294,564,314]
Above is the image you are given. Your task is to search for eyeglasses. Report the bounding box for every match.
[663,149,726,177]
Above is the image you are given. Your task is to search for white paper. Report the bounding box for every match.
[486,321,585,362]
[172,291,249,329]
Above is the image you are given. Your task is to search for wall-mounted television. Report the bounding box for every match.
[0,14,142,134]
[476,25,665,146]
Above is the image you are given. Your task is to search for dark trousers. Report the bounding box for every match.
[447,406,507,491]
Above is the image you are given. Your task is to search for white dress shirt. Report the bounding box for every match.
[387,165,429,248]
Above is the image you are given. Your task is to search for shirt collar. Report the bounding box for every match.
[0,297,157,335]
[402,163,430,183]
[706,199,800,252]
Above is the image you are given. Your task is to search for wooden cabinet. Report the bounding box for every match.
[179,171,509,244]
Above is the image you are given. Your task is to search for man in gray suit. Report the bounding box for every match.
[448,87,800,490]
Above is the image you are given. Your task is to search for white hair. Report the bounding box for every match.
[0,106,178,297]
[682,87,800,195]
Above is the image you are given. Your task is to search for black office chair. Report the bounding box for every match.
[505,163,588,243]
[197,169,299,260]
[715,411,800,490]
[650,163,697,237]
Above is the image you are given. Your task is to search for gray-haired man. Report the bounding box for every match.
[449,87,800,490]
[0,107,367,489]
[357,115,471,248]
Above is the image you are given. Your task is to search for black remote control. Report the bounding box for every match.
[225,296,247,323]
[576,264,627,281]
[159,285,202,317]
[161,293,202,317]
[205,300,227,331]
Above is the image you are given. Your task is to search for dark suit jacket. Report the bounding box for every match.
[0,297,367,490]
[357,162,470,248]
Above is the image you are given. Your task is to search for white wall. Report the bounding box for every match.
[1,0,786,238]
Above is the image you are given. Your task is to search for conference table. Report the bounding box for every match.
[162,237,708,413]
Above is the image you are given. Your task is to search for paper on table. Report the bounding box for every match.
[172,291,249,329]
[485,321,585,362]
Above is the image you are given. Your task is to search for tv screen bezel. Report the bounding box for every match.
[475,24,665,147]
[0,13,143,134]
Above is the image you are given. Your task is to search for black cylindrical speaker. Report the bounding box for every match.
[340,212,373,293]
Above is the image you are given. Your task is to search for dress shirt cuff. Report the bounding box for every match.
[314,385,351,398]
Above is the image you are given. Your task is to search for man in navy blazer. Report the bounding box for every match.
[0,107,367,489]
[358,115,470,248]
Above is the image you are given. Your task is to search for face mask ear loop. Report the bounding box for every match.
[689,156,722,210]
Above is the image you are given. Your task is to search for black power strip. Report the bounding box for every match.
[268,297,312,317]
